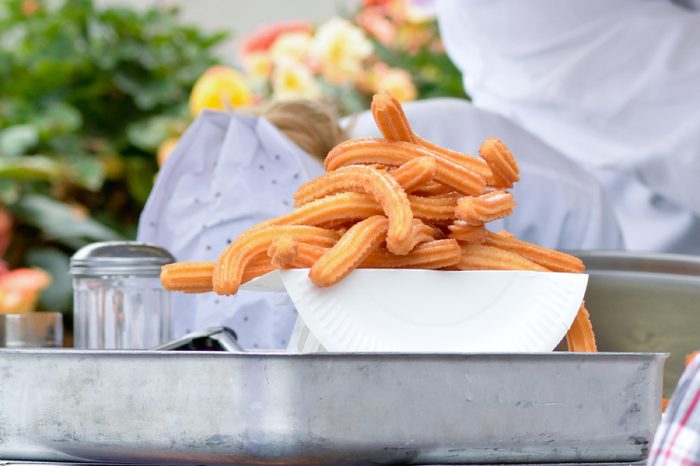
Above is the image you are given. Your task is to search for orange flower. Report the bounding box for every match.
[0,268,52,314]
[371,64,417,102]
[240,21,314,57]
[21,0,40,16]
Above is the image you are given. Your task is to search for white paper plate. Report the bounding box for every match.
[244,269,588,353]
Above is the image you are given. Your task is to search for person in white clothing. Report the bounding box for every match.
[435,0,700,254]
[138,97,622,349]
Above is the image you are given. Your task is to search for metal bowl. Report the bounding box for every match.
[574,251,700,396]
[0,312,63,348]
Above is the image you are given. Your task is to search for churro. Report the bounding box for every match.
[458,244,548,272]
[325,138,487,196]
[409,193,459,222]
[448,222,488,244]
[413,181,454,196]
[565,303,597,352]
[309,216,389,287]
[479,137,520,189]
[361,239,461,269]
[213,226,339,295]
[455,191,516,225]
[258,192,382,230]
[161,262,215,294]
[371,91,416,143]
[484,231,585,273]
[389,157,437,193]
[371,92,493,180]
[293,165,413,255]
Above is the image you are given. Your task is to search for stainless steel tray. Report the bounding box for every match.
[0,351,664,465]
[575,251,700,396]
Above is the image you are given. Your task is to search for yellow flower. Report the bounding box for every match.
[242,52,273,82]
[372,64,417,102]
[311,17,373,84]
[272,60,322,100]
[270,31,313,64]
[189,66,254,117]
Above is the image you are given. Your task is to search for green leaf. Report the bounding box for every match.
[25,247,73,314]
[0,125,40,157]
[35,102,83,136]
[0,156,64,181]
[11,194,122,249]
[65,155,105,191]
[126,115,178,152]
[0,179,20,204]
[124,156,155,205]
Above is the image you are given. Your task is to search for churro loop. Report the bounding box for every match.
[565,303,597,352]
[371,91,492,180]
[480,137,520,189]
[361,239,461,269]
[325,138,487,196]
[213,226,339,295]
[448,222,487,244]
[403,219,443,253]
[458,244,548,271]
[484,231,585,273]
[389,157,438,193]
[294,165,414,255]
[309,216,389,287]
[455,191,516,226]
[371,91,416,143]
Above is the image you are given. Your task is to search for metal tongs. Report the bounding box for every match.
[152,327,244,352]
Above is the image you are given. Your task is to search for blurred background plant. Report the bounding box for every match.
[236,0,467,116]
[160,0,467,163]
[0,0,226,313]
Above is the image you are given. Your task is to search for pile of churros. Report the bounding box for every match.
[161,91,596,352]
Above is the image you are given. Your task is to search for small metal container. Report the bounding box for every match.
[70,241,174,350]
[0,312,63,348]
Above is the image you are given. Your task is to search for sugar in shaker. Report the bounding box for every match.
[70,241,174,349]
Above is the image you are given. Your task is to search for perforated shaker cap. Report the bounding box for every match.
[70,241,175,277]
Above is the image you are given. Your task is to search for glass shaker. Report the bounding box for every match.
[70,241,175,349]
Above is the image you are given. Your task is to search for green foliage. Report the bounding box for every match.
[0,0,227,313]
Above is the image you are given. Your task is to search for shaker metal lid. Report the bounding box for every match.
[70,241,175,276]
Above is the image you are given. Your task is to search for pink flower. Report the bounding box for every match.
[240,21,314,58]
[356,7,397,46]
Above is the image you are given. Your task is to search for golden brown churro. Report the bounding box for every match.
[309,216,389,287]
[458,244,548,272]
[361,239,461,269]
[484,231,585,273]
[479,137,520,189]
[293,165,414,255]
[455,191,516,225]
[448,222,488,244]
[565,303,597,352]
[370,92,493,180]
[213,226,339,295]
[389,157,438,193]
[325,138,487,196]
